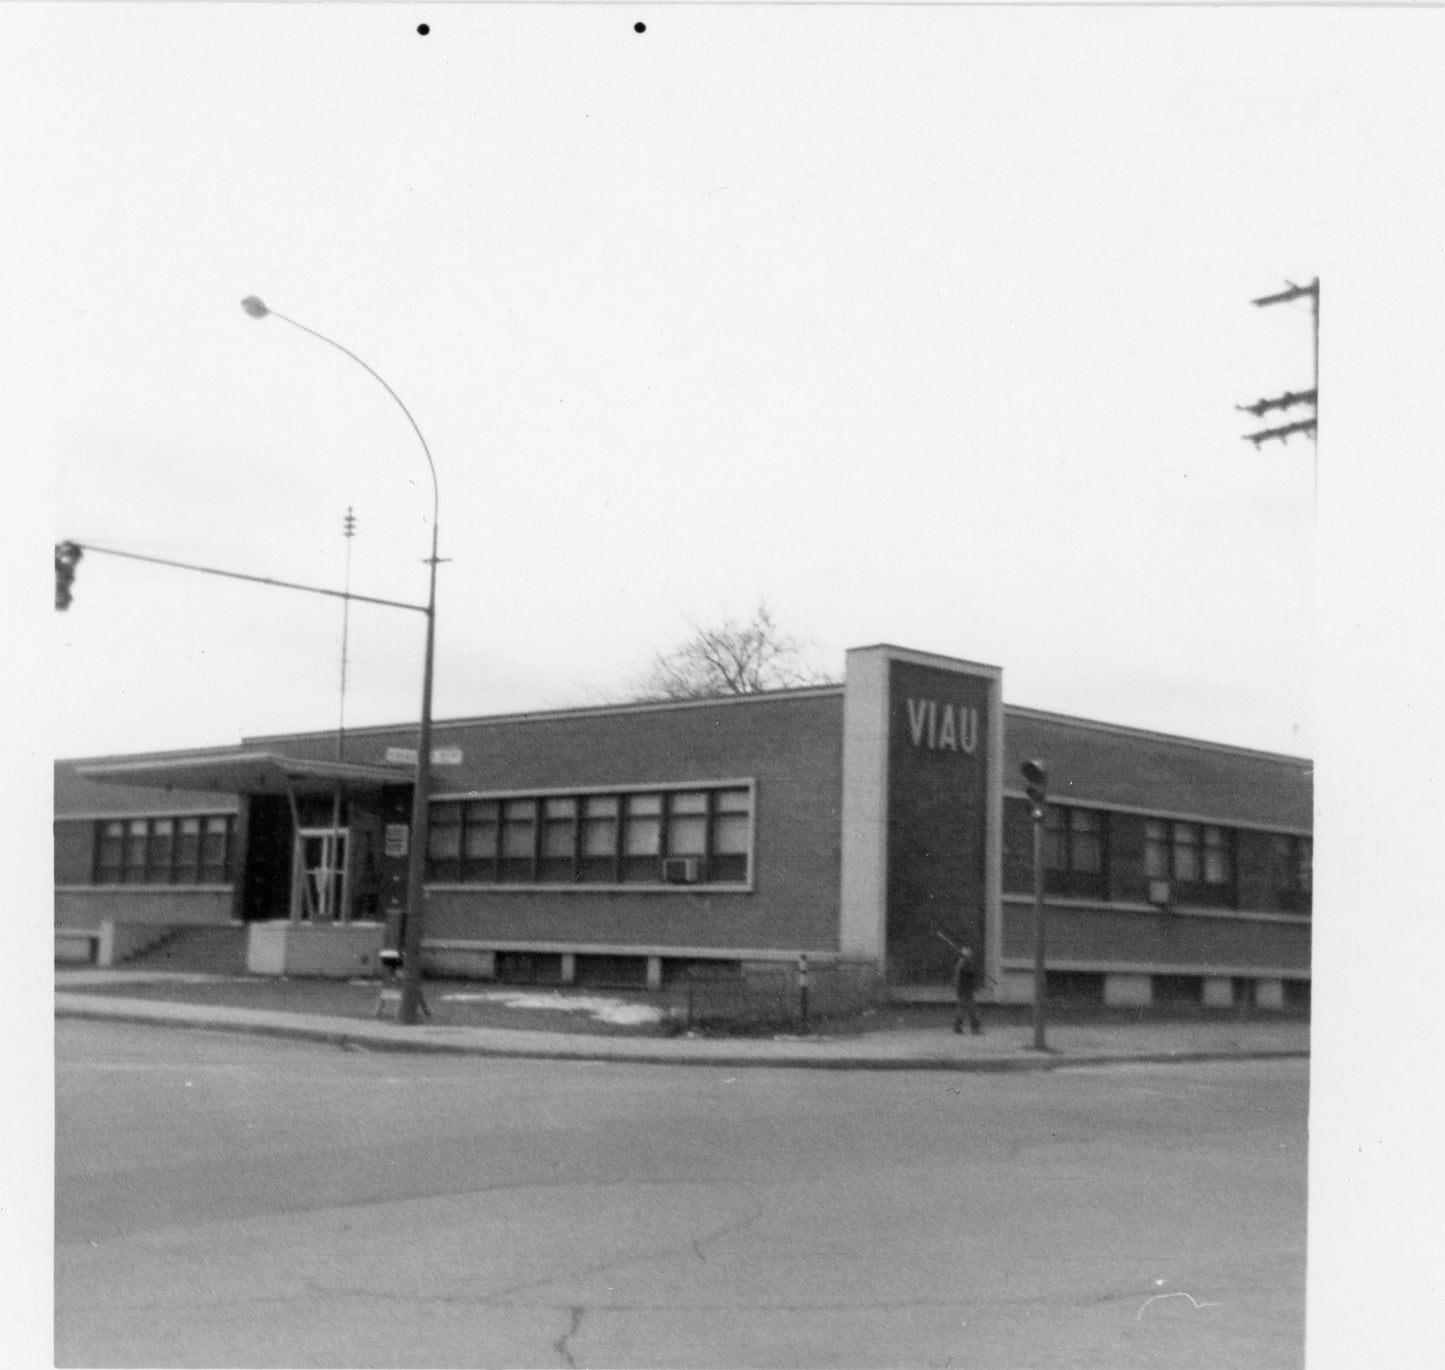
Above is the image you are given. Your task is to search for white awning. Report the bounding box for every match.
[74,750,413,797]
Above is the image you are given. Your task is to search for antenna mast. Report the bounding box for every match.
[337,506,357,760]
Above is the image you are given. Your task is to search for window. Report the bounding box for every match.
[666,791,708,857]
[95,821,124,883]
[1145,819,1234,905]
[123,819,148,881]
[580,795,620,883]
[500,799,538,882]
[427,804,464,881]
[1043,806,1103,873]
[622,794,663,883]
[199,817,232,882]
[1041,804,1107,896]
[147,819,175,882]
[1144,821,1170,880]
[426,800,499,881]
[1172,822,1201,882]
[711,788,751,884]
[93,814,236,885]
[176,818,202,875]
[539,797,578,882]
[1202,826,1231,884]
[463,801,500,869]
[427,785,754,886]
[1271,834,1312,913]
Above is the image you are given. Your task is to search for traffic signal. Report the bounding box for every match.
[54,541,83,611]
[1020,759,1048,814]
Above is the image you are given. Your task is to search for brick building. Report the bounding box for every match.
[53,644,1312,1009]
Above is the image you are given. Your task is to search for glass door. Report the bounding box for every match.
[290,828,349,922]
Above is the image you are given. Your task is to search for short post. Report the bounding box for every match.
[1021,759,1049,1052]
[798,954,810,1034]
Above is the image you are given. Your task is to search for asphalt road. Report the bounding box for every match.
[56,1020,1307,1369]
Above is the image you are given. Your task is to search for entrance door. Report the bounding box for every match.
[291,829,349,922]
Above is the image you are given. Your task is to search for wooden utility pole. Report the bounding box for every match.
[1238,278,1320,487]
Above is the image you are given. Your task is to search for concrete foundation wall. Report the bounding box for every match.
[1104,973,1153,1007]
[1254,978,1285,1010]
[1001,899,1311,974]
[247,922,385,978]
[56,888,234,928]
[1203,976,1235,1008]
[996,970,1036,1004]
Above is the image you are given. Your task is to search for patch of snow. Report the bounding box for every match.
[439,990,664,1026]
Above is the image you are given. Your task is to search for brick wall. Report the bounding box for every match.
[54,819,93,885]
[884,660,994,984]
[55,889,235,929]
[1001,899,1311,973]
[258,691,847,955]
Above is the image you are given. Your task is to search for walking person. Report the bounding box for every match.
[953,944,983,1035]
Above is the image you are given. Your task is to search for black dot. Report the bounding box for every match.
[417,24,430,36]
[634,22,646,34]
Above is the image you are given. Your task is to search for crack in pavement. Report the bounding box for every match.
[553,1305,582,1368]
[471,1181,769,1305]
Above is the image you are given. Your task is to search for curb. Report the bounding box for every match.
[55,997,1310,1073]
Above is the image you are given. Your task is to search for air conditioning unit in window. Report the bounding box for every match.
[662,857,704,885]
[1147,879,1171,908]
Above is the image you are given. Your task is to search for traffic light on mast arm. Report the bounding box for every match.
[1020,759,1048,817]
[54,541,83,610]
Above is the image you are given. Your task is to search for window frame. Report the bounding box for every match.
[1270,833,1313,914]
[92,813,236,886]
[1146,818,1236,907]
[1041,803,1108,898]
[427,781,756,889]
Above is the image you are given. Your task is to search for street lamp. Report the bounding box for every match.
[242,295,439,1025]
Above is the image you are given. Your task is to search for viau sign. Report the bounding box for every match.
[906,697,980,755]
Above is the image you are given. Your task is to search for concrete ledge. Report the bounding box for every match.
[54,930,101,965]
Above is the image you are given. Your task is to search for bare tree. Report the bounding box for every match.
[631,603,836,701]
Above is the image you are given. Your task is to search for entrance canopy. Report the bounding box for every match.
[74,750,413,798]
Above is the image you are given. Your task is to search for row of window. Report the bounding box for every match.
[1143,819,1235,886]
[93,815,237,885]
[1028,802,1311,909]
[82,796,1309,907]
[426,787,753,885]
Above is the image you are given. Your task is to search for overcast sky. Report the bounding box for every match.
[20,3,1430,761]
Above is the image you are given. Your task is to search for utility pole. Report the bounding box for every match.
[1021,760,1049,1052]
[1238,279,1320,474]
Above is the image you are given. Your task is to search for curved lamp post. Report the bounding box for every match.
[242,295,439,1025]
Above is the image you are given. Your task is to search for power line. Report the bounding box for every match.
[1239,277,1319,450]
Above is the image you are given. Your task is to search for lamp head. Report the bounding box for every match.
[240,296,270,319]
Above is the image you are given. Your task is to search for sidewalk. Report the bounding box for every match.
[54,970,1310,1072]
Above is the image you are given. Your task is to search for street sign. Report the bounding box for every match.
[385,746,462,766]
